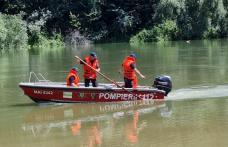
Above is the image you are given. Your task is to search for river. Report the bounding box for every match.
[1,39,228,147]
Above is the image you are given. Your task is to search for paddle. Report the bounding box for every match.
[75,56,123,87]
[75,56,151,100]
[75,56,136,93]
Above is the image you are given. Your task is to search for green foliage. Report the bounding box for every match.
[111,8,138,34]
[176,0,228,40]
[1,0,228,45]
[31,33,64,50]
[203,26,219,38]
[69,12,81,31]
[0,15,7,49]
[130,29,153,43]
[27,9,52,45]
[0,12,64,52]
[153,0,183,23]
[130,20,178,44]
[0,13,28,50]
[25,9,65,49]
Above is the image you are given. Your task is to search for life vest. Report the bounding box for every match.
[122,56,136,80]
[66,70,80,86]
[83,56,99,79]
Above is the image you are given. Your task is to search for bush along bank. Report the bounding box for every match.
[0,13,64,52]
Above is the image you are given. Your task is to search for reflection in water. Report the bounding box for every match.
[22,100,171,146]
[125,111,142,143]
[71,121,81,136]
[87,125,102,147]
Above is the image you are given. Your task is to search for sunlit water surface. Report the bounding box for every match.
[1,39,228,147]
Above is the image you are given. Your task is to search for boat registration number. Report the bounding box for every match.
[33,90,53,95]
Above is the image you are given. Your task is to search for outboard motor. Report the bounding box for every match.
[153,75,172,96]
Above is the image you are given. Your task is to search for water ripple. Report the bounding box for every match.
[167,84,228,100]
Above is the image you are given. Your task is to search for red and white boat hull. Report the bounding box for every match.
[19,82,166,103]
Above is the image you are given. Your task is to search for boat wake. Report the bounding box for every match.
[167,84,228,101]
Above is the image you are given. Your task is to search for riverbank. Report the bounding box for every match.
[1,0,228,51]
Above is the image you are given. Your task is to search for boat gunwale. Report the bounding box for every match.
[19,82,165,93]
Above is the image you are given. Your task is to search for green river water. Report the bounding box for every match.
[1,39,228,147]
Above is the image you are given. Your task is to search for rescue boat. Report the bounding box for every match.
[19,72,172,103]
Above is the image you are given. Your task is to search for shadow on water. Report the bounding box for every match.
[168,84,228,101]
[10,102,38,107]
[9,101,67,108]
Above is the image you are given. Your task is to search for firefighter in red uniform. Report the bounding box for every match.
[78,52,100,87]
[122,53,145,88]
[66,67,80,87]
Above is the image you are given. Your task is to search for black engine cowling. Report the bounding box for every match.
[153,75,172,96]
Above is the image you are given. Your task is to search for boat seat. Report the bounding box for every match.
[103,85,113,90]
